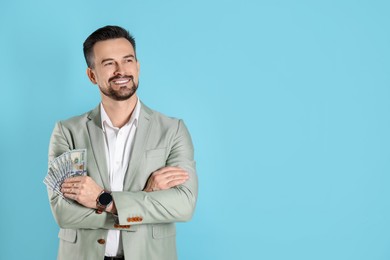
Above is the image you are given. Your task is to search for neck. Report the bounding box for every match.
[101,94,138,128]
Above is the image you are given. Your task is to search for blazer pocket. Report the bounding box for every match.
[145,148,168,174]
[58,228,77,243]
[152,223,176,239]
[146,148,167,158]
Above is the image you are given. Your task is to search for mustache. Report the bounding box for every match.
[109,75,134,82]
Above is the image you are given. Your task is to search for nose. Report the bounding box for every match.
[114,63,125,76]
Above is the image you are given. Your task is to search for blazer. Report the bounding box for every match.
[47,102,198,260]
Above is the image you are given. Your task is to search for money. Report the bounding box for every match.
[43,149,87,203]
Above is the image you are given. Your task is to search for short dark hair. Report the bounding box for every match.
[83,25,136,68]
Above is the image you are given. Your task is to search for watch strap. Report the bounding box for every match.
[96,190,112,214]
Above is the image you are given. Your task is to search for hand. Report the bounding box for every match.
[61,176,103,209]
[143,166,189,192]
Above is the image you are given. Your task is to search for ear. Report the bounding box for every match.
[86,68,97,84]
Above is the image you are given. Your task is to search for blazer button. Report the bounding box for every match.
[97,239,106,245]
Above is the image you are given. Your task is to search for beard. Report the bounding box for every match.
[99,76,139,101]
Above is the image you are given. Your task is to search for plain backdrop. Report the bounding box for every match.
[1,0,390,259]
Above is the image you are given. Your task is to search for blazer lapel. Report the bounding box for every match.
[122,103,153,189]
[86,106,110,188]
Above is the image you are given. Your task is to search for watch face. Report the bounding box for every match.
[99,192,112,206]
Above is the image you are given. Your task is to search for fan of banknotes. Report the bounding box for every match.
[43,149,87,203]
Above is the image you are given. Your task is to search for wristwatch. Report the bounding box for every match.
[96,190,113,214]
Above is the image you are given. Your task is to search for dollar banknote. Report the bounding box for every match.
[43,149,87,203]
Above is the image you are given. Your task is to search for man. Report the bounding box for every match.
[47,25,197,260]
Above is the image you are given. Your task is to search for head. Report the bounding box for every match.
[83,25,137,68]
[83,26,140,101]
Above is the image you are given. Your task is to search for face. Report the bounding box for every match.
[87,38,140,101]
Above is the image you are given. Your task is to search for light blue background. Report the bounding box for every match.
[1,0,390,259]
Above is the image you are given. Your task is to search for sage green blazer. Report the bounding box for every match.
[47,102,197,260]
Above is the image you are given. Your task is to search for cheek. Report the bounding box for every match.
[96,72,112,84]
[132,69,140,80]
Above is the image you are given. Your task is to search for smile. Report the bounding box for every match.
[112,78,131,85]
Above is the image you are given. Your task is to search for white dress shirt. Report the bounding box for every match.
[100,99,141,257]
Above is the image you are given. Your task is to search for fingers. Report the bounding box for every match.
[61,186,79,195]
[61,176,90,188]
[159,171,189,182]
[61,181,76,196]
[61,187,78,202]
[154,167,189,178]
[152,170,189,185]
[145,166,190,192]
[63,192,77,201]
[63,176,86,183]
[166,172,189,183]
[61,176,103,208]
[166,178,188,187]
[61,176,89,201]
[61,182,79,188]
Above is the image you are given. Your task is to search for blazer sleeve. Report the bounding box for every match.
[47,122,117,229]
[112,119,198,225]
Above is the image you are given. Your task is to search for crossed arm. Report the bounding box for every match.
[48,119,197,229]
[60,166,190,214]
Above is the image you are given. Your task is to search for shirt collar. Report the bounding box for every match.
[100,98,141,131]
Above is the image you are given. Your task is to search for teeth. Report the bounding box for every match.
[114,79,129,84]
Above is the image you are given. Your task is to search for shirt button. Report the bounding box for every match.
[97,239,106,245]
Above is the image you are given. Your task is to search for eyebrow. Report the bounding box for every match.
[101,54,136,64]
[124,54,135,59]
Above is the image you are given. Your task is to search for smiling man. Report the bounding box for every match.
[47,25,198,260]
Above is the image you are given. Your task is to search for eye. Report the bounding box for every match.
[125,58,134,63]
[104,62,114,66]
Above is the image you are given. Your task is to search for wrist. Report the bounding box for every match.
[96,190,113,214]
[106,201,117,214]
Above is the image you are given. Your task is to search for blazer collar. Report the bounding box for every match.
[123,102,153,189]
[86,105,108,188]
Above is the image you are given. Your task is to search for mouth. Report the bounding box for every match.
[110,76,133,85]
[114,79,129,85]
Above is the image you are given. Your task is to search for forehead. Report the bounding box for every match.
[93,38,135,60]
